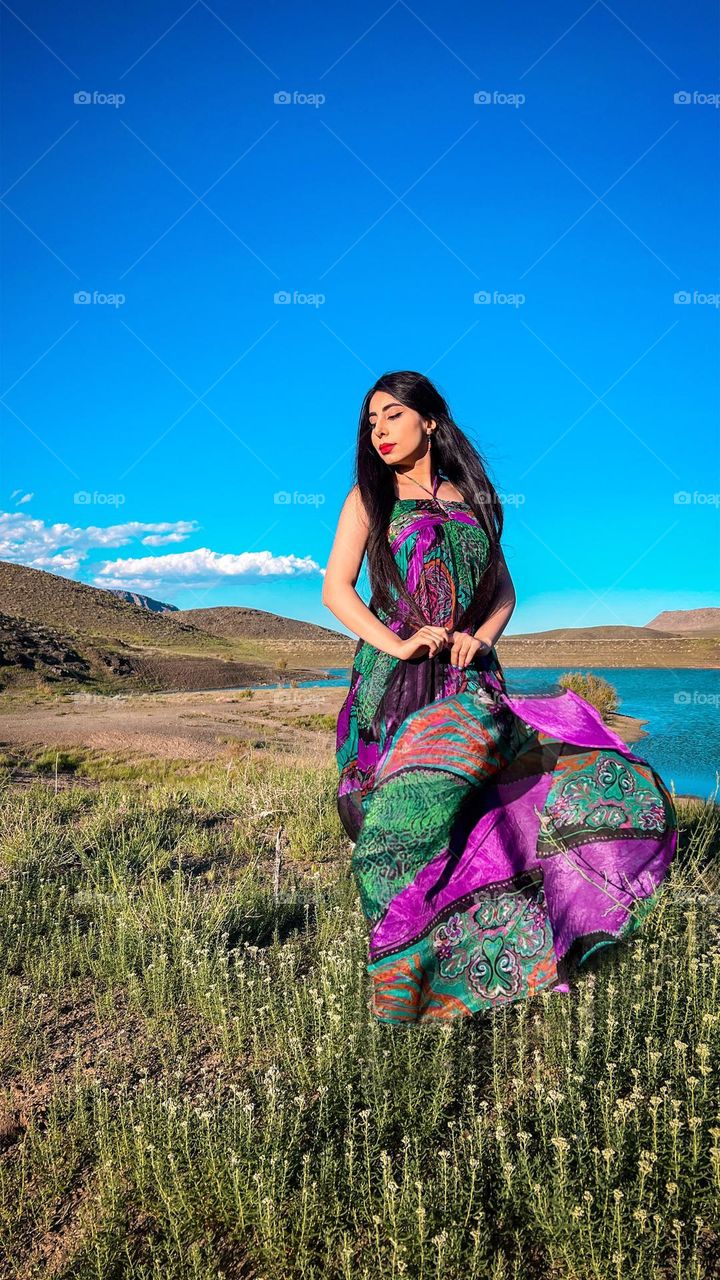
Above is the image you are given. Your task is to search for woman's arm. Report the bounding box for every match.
[321,486,406,658]
[472,546,516,649]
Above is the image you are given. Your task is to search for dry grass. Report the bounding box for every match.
[0,749,717,1279]
[557,672,620,718]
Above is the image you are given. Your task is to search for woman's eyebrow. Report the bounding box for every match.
[369,401,402,418]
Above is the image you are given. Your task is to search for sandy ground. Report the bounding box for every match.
[0,685,346,763]
[0,681,654,765]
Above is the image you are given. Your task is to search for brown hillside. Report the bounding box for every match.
[509,624,679,642]
[106,589,178,613]
[646,608,720,634]
[175,605,349,644]
[0,611,93,686]
[0,561,229,651]
[0,607,324,694]
[499,629,720,669]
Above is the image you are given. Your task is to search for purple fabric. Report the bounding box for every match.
[499,685,642,758]
[370,770,555,957]
[369,684,678,962]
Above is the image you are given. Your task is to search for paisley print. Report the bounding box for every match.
[537,750,671,854]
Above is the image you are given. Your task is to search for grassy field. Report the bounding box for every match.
[0,748,718,1279]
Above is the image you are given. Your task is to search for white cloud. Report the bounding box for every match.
[0,511,325,592]
[0,512,200,575]
[94,546,324,590]
[143,530,196,547]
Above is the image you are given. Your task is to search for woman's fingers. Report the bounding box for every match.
[411,626,487,665]
[450,630,479,667]
[451,633,470,665]
[424,626,451,645]
[414,625,453,657]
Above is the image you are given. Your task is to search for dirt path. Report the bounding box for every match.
[0,682,651,763]
[0,686,347,762]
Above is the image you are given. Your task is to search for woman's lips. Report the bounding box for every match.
[379,444,395,454]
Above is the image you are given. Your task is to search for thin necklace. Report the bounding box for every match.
[401,470,452,514]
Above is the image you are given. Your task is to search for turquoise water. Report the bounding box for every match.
[234,664,719,802]
[235,667,350,692]
[501,666,719,802]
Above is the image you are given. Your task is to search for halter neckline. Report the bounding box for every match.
[393,497,470,507]
[394,472,441,503]
[394,473,469,508]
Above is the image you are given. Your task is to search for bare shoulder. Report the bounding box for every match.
[344,483,371,527]
[323,485,370,594]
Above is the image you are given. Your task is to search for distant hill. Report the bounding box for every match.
[106,589,178,614]
[509,624,678,641]
[175,605,349,644]
[499,619,719,669]
[0,561,222,650]
[1,559,718,694]
[0,562,349,694]
[646,608,720,634]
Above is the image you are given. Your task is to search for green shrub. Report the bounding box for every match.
[557,670,619,718]
[30,748,88,775]
[292,713,337,732]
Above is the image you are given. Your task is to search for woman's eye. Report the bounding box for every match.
[371,411,401,430]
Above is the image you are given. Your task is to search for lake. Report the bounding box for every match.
[256,664,717,802]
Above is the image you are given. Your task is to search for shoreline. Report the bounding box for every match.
[0,683,713,806]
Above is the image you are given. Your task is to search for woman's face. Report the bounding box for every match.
[368,392,432,466]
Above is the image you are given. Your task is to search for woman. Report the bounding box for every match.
[323,371,678,1024]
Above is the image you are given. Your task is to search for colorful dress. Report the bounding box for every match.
[335,475,678,1023]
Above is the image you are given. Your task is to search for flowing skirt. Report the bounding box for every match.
[349,669,678,1023]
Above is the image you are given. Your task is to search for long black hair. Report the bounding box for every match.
[355,370,505,636]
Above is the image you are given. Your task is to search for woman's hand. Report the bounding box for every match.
[396,626,452,660]
[448,631,491,668]
[395,627,492,665]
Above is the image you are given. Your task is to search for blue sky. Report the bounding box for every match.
[2,0,719,636]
